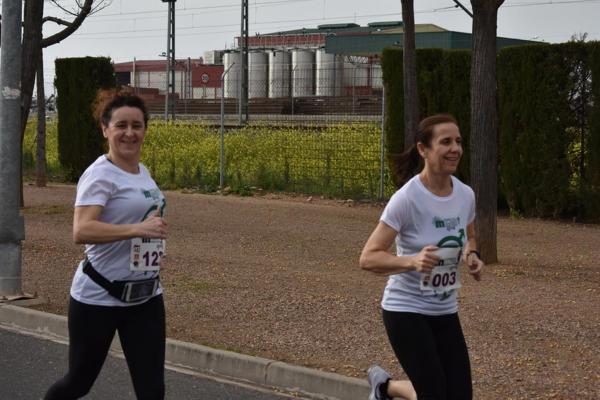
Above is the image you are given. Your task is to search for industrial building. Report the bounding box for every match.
[113,21,532,114]
[114,59,223,100]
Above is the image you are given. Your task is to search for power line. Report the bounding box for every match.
[59,0,600,37]
[66,0,312,19]
[41,0,600,44]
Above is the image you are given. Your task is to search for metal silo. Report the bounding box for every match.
[248,51,268,98]
[316,49,342,96]
[223,51,240,98]
[291,49,314,97]
[268,50,291,98]
[371,63,383,89]
[343,61,369,87]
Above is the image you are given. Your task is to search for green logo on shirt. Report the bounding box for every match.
[142,189,162,201]
[436,228,466,248]
[142,197,166,221]
[433,216,460,231]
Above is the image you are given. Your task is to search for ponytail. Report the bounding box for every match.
[389,114,459,186]
[390,145,422,186]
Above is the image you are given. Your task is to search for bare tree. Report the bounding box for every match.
[401,0,419,148]
[26,0,112,133]
[9,0,111,193]
[469,0,504,263]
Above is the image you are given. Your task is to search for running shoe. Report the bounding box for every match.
[367,365,392,400]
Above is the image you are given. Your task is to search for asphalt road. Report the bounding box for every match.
[0,327,299,400]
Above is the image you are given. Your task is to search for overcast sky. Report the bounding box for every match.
[35,0,600,93]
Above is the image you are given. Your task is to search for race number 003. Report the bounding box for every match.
[431,271,457,288]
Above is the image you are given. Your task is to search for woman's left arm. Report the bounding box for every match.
[465,221,483,281]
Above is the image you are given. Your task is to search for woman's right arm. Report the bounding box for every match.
[359,221,439,276]
[73,206,167,245]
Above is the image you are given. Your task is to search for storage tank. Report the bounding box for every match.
[203,50,224,65]
[248,51,268,98]
[371,63,383,89]
[316,49,342,96]
[291,49,314,97]
[223,51,240,98]
[268,50,291,98]
[343,61,370,87]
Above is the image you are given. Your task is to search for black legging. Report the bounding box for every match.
[382,310,472,400]
[45,295,166,400]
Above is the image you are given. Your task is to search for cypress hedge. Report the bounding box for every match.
[382,47,404,187]
[55,57,116,181]
[585,42,600,218]
[381,48,471,185]
[383,42,599,219]
[498,44,573,217]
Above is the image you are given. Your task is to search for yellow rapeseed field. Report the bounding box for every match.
[24,119,395,198]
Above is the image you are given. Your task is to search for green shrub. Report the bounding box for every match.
[54,57,115,181]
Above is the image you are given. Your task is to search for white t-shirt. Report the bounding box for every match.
[70,155,165,306]
[380,175,475,315]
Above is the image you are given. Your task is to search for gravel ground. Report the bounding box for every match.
[20,183,600,400]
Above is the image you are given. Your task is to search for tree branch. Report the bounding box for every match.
[42,0,112,47]
[50,0,79,17]
[91,0,112,14]
[42,16,71,26]
[42,0,93,47]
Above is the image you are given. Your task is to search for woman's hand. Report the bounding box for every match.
[411,245,440,273]
[466,251,483,281]
[137,210,168,239]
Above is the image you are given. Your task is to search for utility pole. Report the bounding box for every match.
[163,0,177,120]
[0,0,26,297]
[239,0,249,125]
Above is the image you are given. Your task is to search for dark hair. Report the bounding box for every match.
[95,89,149,128]
[390,114,459,185]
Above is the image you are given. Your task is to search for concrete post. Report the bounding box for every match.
[0,0,26,296]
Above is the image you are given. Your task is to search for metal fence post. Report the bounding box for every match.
[379,86,386,200]
[352,64,356,115]
[291,64,297,116]
[220,62,235,189]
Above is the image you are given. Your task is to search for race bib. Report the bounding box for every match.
[420,247,462,292]
[130,238,165,271]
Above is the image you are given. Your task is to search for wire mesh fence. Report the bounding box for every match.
[127,56,384,123]
[138,122,394,200]
[123,56,390,199]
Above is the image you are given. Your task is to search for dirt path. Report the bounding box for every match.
[22,184,599,399]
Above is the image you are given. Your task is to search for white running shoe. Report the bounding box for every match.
[367,365,392,400]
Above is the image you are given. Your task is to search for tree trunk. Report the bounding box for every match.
[470,0,504,263]
[19,0,44,206]
[401,0,419,148]
[36,47,47,187]
[21,0,44,137]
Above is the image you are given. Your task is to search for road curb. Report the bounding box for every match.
[0,303,370,400]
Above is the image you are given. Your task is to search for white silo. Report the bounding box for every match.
[223,51,241,98]
[291,49,314,97]
[316,49,342,96]
[371,63,383,89]
[248,51,268,98]
[343,61,370,88]
[268,50,291,98]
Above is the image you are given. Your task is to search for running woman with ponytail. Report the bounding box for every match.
[359,114,483,400]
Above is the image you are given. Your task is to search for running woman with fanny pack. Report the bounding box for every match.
[359,114,484,400]
[45,92,168,400]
